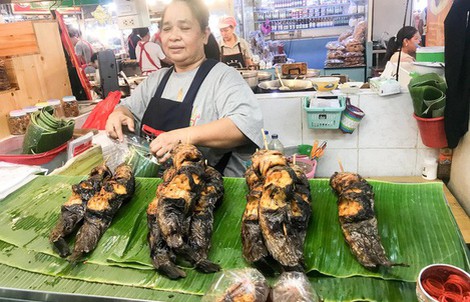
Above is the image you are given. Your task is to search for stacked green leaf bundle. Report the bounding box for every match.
[22,106,75,154]
[0,176,467,301]
[408,73,447,118]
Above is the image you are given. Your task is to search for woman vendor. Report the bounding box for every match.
[383,26,421,63]
[105,0,263,177]
[218,16,254,68]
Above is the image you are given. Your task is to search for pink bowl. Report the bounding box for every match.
[292,155,317,179]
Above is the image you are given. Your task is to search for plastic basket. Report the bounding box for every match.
[303,96,346,129]
[339,98,365,134]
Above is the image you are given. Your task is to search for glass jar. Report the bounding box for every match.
[22,106,38,128]
[8,110,29,135]
[62,95,79,117]
[47,99,64,117]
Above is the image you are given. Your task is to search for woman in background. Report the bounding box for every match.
[383,26,421,63]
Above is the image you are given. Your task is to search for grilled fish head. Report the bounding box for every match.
[172,144,204,170]
[251,150,287,177]
[330,172,365,194]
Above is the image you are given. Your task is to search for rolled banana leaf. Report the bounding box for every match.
[22,106,75,154]
[409,85,446,118]
[408,73,447,118]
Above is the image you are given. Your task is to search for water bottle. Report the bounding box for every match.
[268,134,285,153]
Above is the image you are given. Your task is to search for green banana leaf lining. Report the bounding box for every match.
[0,176,467,301]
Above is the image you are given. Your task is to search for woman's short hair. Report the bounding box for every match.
[161,0,209,31]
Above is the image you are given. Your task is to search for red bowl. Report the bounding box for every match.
[416,264,470,302]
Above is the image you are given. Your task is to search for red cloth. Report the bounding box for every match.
[82,91,121,130]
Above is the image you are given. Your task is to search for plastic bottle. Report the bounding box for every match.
[437,148,452,183]
[268,134,285,153]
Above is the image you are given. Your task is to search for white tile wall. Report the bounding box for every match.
[257,90,439,177]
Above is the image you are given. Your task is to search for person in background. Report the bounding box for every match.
[84,52,98,75]
[418,7,427,46]
[105,0,263,177]
[68,28,95,67]
[383,26,421,63]
[218,16,253,68]
[204,32,220,61]
[135,27,170,75]
[127,28,141,60]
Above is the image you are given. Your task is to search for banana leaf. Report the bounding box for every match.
[0,176,467,301]
[408,73,447,118]
[22,106,75,154]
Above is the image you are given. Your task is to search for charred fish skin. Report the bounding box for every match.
[157,164,205,249]
[49,164,112,258]
[147,199,186,279]
[330,172,407,269]
[241,167,269,264]
[259,165,304,270]
[69,164,135,263]
[187,166,223,272]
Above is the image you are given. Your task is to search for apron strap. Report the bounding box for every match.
[138,41,160,71]
[236,42,246,65]
[182,59,218,104]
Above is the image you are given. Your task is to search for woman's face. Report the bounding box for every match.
[404,32,421,53]
[220,26,235,42]
[160,1,209,70]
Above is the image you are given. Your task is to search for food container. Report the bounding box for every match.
[416,47,445,63]
[293,155,317,178]
[23,106,39,119]
[47,99,64,117]
[310,77,341,92]
[282,69,321,79]
[257,79,314,93]
[8,110,29,135]
[240,70,259,90]
[339,82,364,94]
[416,264,470,302]
[62,95,79,117]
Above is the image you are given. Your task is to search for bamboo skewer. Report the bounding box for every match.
[293,153,297,165]
[261,128,269,150]
[338,158,344,172]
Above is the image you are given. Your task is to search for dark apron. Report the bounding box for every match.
[140,59,232,174]
[221,43,246,68]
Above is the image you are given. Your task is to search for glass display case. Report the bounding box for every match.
[253,0,367,33]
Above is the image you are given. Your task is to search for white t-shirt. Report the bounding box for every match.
[135,41,166,73]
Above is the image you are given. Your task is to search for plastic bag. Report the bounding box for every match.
[202,268,269,302]
[271,272,321,302]
[82,91,121,130]
[106,134,159,177]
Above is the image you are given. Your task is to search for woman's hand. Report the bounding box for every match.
[105,108,135,142]
[149,128,189,163]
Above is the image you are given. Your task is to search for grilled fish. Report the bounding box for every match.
[49,164,111,257]
[148,144,222,278]
[243,150,311,272]
[69,163,135,262]
[330,172,407,269]
[188,166,224,267]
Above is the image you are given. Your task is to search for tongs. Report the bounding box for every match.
[310,140,327,160]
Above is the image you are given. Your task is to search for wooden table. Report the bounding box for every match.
[372,176,470,245]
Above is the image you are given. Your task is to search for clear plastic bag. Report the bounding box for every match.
[108,134,159,177]
[271,272,321,302]
[202,268,270,302]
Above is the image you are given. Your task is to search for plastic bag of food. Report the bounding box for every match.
[107,134,159,177]
[325,41,345,51]
[202,268,270,302]
[271,272,320,302]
